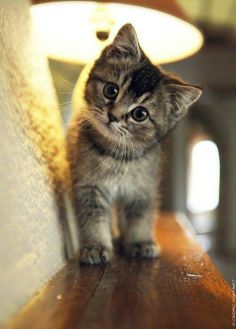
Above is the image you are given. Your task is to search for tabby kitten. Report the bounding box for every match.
[67,24,202,264]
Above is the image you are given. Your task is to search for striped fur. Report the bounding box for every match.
[67,24,202,264]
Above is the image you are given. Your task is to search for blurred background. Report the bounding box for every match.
[40,0,236,283]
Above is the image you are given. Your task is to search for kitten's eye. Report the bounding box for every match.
[103,83,119,99]
[131,106,149,122]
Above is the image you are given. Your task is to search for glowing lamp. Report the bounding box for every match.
[31,0,203,65]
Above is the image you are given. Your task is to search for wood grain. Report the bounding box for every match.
[4,264,104,329]
[4,213,232,329]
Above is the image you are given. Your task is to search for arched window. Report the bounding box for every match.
[187,140,220,214]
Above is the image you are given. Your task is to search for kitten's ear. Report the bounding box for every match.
[167,83,202,119]
[103,24,142,60]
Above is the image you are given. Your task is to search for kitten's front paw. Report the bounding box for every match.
[124,241,160,259]
[80,245,113,265]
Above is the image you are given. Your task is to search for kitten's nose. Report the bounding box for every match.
[108,112,119,123]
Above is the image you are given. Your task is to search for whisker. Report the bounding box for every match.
[57,74,76,88]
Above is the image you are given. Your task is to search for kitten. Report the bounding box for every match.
[67,24,202,264]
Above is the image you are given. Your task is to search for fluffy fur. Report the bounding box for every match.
[67,24,202,264]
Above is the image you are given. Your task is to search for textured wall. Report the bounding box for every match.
[0,0,77,325]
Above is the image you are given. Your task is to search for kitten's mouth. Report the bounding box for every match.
[103,120,126,137]
[106,121,115,131]
[90,114,126,138]
[108,122,128,138]
[106,121,119,135]
[90,116,118,137]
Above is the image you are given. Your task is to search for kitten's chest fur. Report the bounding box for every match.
[71,125,160,194]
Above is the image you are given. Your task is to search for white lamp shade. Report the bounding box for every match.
[31,1,204,65]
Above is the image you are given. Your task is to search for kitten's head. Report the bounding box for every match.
[84,24,202,149]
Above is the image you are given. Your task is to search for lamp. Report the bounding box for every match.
[31,0,203,65]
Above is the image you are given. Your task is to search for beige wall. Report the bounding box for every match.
[0,0,77,325]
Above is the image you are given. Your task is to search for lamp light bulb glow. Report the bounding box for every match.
[31,1,204,65]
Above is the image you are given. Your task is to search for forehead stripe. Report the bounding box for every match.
[129,62,163,98]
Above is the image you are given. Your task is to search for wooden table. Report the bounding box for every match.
[5,213,232,329]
